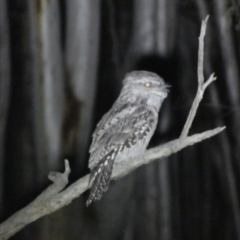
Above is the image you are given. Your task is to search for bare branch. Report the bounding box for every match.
[113,126,225,179]
[203,73,217,91]
[0,160,71,240]
[0,126,225,240]
[198,15,209,86]
[37,159,71,201]
[0,16,226,240]
[180,16,217,140]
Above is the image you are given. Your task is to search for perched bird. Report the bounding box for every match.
[86,70,169,206]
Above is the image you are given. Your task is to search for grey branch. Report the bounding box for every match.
[0,127,225,240]
[180,16,217,140]
[0,16,226,240]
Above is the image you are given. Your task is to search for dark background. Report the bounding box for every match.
[1,0,240,239]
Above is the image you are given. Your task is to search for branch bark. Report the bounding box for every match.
[0,16,226,240]
[179,16,217,140]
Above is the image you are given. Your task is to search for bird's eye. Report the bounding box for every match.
[144,82,151,88]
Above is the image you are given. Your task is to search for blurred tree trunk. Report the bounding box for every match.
[0,0,10,219]
[5,0,64,239]
[64,0,99,174]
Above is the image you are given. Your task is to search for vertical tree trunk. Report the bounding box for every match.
[0,0,10,219]
[65,0,100,173]
[5,0,64,239]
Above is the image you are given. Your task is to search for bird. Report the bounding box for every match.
[86,70,169,206]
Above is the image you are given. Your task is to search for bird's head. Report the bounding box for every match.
[120,71,169,109]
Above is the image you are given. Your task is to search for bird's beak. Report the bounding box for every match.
[161,84,171,93]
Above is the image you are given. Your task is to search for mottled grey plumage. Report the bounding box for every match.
[86,71,169,206]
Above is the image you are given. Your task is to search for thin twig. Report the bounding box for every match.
[180,16,217,140]
[198,15,209,86]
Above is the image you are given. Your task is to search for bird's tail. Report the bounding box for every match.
[86,150,115,206]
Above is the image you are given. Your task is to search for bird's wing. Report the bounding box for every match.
[86,105,157,206]
[89,103,129,155]
[88,104,156,169]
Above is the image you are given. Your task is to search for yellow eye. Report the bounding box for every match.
[144,82,151,88]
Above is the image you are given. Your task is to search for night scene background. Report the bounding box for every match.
[0,0,240,239]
